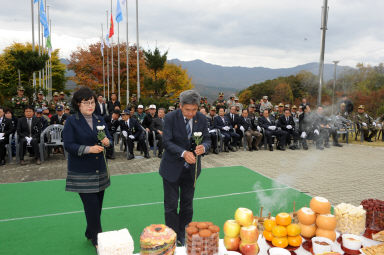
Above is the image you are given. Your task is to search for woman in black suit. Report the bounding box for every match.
[63,87,112,247]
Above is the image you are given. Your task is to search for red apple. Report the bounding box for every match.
[224,220,241,238]
[240,225,259,243]
[239,241,259,255]
[224,236,241,251]
[235,208,254,226]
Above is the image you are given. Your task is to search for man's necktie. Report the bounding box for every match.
[27,118,32,136]
[185,118,191,138]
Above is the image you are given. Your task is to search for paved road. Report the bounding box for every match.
[1,144,383,206]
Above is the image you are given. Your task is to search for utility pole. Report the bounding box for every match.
[332,60,339,115]
[317,0,329,106]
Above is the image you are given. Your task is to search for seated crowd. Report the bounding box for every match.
[0,91,383,167]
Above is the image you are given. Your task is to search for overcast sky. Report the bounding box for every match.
[0,0,383,68]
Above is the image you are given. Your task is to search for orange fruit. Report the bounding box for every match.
[288,235,302,247]
[272,237,289,248]
[272,225,287,238]
[263,218,277,232]
[286,224,301,237]
[276,212,292,226]
[263,230,274,241]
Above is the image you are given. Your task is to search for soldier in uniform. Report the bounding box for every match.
[354,105,378,142]
[11,86,29,118]
[49,92,61,114]
[291,105,298,118]
[213,92,227,113]
[59,92,67,106]
[226,95,235,109]
[168,106,175,112]
[134,105,146,124]
[50,105,67,125]
[234,97,243,113]
[33,90,49,110]
[259,96,273,114]
[276,103,285,120]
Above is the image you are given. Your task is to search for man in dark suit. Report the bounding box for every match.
[258,109,287,151]
[226,105,242,146]
[119,109,150,160]
[150,108,165,158]
[50,105,67,125]
[278,108,300,150]
[107,93,121,114]
[104,110,121,159]
[0,107,13,165]
[143,104,157,147]
[159,90,211,246]
[202,107,219,154]
[95,95,108,117]
[17,105,42,165]
[214,108,239,152]
[238,109,263,151]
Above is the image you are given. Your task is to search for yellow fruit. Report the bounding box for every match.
[286,224,301,237]
[263,218,277,232]
[288,235,302,247]
[272,237,289,248]
[276,212,292,226]
[263,230,274,242]
[272,225,287,238]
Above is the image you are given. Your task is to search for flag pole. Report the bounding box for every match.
[117,22,121,103]
[125,0,130,105]
[31,0,36,93]
[106,11,110,101]
[135,0,140,101]
[110,0,114,94]
[45,5,49,92]
[38,0,41,89]
[49,18,52,100]
[102,23,106,99]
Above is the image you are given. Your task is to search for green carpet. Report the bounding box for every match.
[0,166,311,255]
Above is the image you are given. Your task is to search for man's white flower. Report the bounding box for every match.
[97,125,105,131]
[194,132,202,137]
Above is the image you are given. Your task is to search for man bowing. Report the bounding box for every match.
[159,90,211,246]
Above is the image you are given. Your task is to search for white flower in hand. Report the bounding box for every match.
[193,132,202,137]
[96,125,105,131]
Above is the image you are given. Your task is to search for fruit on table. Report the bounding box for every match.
[286,223,301,237]
[316,214,337,231]
[263,230,274,241]
[235,208,254,227]
[310,197,331,214]
[239,241,259,255]
[272,225,288,238]
[316,228,336,241]
[263,218,277,232]
[272,237,289,248]
[299,223,317,238]
[298,207,316,225]
[276,212,292,226]
[240,225,259,243]
[224,236,241,251]
[288,235,303,247]
[224,220,241,238]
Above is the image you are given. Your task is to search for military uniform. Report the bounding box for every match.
[11,87,29,118]
[355,105,378,142]
[259,96,273,113]
[213,92,227,112]
[33,99,48,110]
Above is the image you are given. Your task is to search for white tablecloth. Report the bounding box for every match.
[169,233,382,255]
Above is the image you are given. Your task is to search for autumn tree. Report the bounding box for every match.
[271,83,293,104]
[0,42,66,105]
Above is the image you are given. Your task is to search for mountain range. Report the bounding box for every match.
[168,59,353,100]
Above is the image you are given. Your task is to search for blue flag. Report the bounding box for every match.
[39,0,50,38]
[105,33,111,48]
[34,0,38,3]
[116,0,123,23]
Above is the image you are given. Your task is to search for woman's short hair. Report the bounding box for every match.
[71,87,97,112]
[179,90,201,106]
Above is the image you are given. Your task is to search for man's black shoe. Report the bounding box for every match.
[269,145,273,151]
[213,148,219,154]
[144,153,150,159]
[128,154,135,160]
[324,143,330,148]
[157,153,162,158]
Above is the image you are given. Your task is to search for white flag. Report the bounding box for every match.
[100,37,105,56]
[105,33,111,48]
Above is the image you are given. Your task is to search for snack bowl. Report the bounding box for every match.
[268,247,291,255]
[312,237,333,254]
[342,234,362,250]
